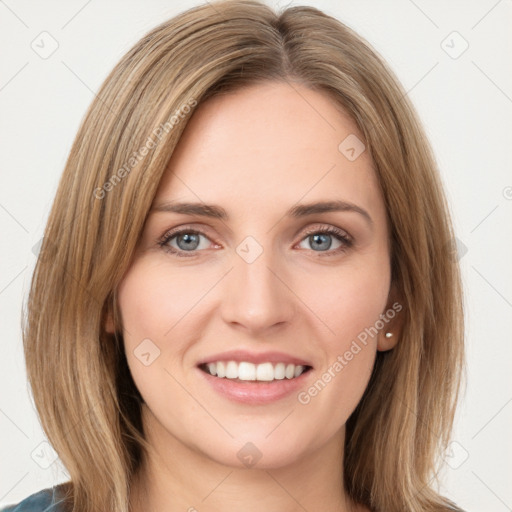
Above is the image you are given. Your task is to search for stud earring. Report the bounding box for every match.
[385,332,393,338]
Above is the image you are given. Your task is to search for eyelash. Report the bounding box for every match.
[157,225,353,258]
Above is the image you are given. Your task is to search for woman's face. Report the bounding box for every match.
[110,81,398,469]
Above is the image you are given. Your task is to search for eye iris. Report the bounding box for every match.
[177,233,200,251]
[310,233,331,251]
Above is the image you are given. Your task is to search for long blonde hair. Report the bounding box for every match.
[23,1,465,511]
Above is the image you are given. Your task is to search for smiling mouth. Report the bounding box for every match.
[198,361,313,382]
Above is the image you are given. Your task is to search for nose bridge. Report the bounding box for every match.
[221,236,295,331]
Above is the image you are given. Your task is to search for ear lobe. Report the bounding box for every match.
[377,287,404,352]
[377,329,399,351]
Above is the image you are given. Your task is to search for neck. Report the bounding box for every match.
[130,405,359,512]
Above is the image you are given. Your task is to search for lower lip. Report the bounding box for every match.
[197,367,312,405]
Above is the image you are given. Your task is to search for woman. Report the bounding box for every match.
[4,0,465,511]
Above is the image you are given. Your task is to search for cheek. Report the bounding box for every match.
[306,258,390,347]
[293,258,389,421]
[116,259,202,391]
[117,259,204,341]
[116,258,211,415]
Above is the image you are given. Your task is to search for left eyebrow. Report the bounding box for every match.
[150,199,373,226]
[287,200,373,226]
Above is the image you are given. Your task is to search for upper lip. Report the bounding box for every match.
[197,349,313,367]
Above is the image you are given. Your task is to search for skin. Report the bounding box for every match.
[106,81,402,512]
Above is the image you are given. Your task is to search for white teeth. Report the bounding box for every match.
[274,362,285,380]
[226,361,238,379]
[203,361,308,381]
[256,362,274,381]
[238,362,256,381]
[216,361,226,378]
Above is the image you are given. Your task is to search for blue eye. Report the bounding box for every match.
[158,225,352,258]
[298,226,352,256]
[159,229,210,256]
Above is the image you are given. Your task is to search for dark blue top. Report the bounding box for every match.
[0,487,65,512]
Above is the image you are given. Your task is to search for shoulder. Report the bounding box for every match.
[0,486,66,512]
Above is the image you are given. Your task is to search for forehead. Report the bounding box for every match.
[154,82,383,220]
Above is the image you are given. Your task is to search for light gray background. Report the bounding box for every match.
[1,1,511,510]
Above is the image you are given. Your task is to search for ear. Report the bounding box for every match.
[105,309,115,334]
[103,296,117,334]
[377,284,404,352]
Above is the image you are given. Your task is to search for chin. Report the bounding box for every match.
[192,425,322,470]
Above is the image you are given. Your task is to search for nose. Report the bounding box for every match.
[220,244,296,334]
